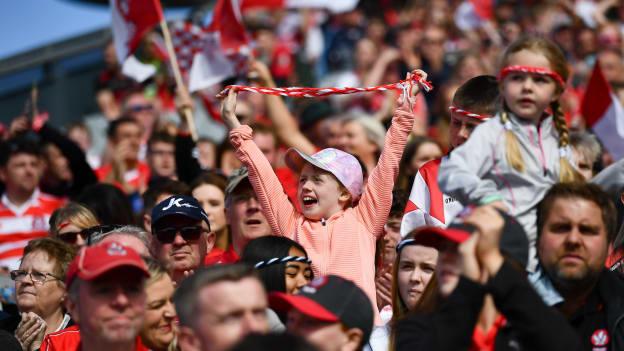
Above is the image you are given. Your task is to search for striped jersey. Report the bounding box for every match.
[0,189,64,270]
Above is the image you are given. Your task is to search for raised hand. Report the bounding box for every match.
[248,60,275,87]
[396,71,425,114]
[464,206,505,276]
[219,89,242,130]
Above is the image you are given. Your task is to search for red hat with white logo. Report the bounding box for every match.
[65,241,150,287]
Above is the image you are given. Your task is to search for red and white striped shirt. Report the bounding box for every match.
[0,189,64,270]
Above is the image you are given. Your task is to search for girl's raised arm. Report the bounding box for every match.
[221,89,299,238]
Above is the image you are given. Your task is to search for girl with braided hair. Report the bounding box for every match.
[439,35,583,270]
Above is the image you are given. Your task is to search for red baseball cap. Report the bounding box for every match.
[66,241,150,287]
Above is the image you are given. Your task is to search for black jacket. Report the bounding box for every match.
[175,133,203,185]
[592,269,624,350]
[396,261,582,351]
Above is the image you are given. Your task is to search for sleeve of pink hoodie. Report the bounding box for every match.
[355,108,413,238]
[229,125,298,238]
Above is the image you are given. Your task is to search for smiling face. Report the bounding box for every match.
[298,164,350,221]
[140,274,176,350]
[397,245,438,310]
[501,49,561,122]
[68,269,147,346]
[538,198,608,292]
[284,247,313,295]
[0,153,43,197]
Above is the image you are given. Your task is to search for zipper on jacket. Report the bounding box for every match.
[537,123,548,176]
[527,124,548,176]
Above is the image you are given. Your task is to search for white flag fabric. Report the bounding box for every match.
[582,60,624,160]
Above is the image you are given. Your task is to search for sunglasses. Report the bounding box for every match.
[154,226,204,243]
[58,231,90,244]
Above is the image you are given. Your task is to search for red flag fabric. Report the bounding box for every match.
[208,0,250,54]
[582,61,624,160]
[399,158,464,237]
[469,0,494,20]
[110,0,164,61]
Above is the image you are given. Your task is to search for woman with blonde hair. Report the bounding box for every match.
[140,258,178,351]
[48,202,99,246]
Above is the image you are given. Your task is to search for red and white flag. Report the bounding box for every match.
[241,0,358,13]
[400,158,464,237]
[176,0,250,92]
[109,0,164,61]
[582,61,624,160]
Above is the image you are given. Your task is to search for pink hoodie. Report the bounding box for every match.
[229,108,413,322]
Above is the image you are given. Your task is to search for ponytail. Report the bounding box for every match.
[551,101,583,183]
[501,111,525,172]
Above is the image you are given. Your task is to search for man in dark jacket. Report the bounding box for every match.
[537,183,624,350]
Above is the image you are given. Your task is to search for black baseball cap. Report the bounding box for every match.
[151,195,210,230]
[412,208,529,269]
[270,275,373,343]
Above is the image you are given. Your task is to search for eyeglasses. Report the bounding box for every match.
[154,226,203,243]
[10,270,61,284]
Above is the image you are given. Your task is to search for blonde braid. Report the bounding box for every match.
[501,111,525,172]
[551,101,583,183]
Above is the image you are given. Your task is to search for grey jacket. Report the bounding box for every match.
[438,113,565,269]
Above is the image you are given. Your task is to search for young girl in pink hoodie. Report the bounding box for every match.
[220,73,422,320]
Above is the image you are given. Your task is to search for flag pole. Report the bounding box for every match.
[159,18,199,141]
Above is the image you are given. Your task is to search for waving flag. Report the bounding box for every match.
[174,0,250,92]
[400,158,464,237]
[110,0,164,61]
[582,61,624,160]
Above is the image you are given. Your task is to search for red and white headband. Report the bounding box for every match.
[448,106,491,121]
[498,65,566,88]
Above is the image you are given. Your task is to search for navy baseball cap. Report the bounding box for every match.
[151,195,210,230]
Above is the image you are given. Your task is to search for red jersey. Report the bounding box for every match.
[0,189,64,270]
[95,162,151,193]
[40,325,148,351]
[204,245,239,265]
